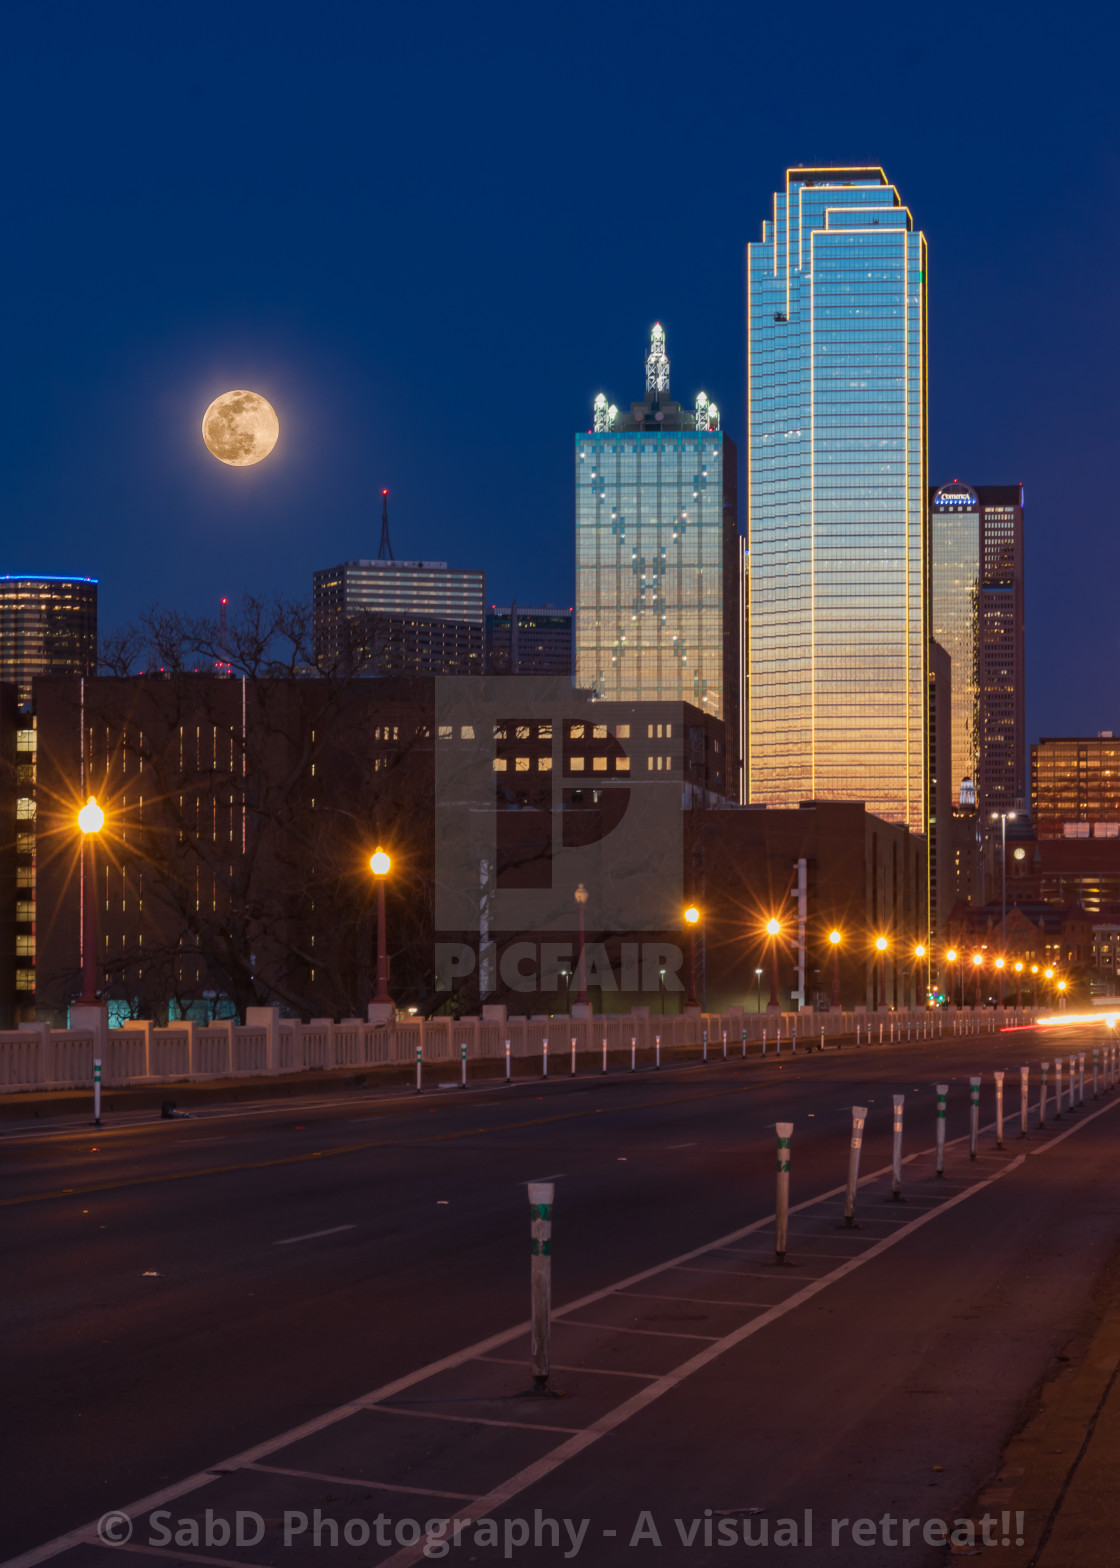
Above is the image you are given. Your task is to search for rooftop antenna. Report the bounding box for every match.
[217,596,230,673]
[645,322,670,400]
[377,489,395,562]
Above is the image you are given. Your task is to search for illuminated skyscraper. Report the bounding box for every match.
[929,480,1025,820]
[575,324,743,796]
[0,575,98,705]
[746,168,927,831]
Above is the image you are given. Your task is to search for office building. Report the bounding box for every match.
[929,480,1025,819]
[1031,734,1120,838]
[0,575,98,705]
[487,604,573,676]
[0,575,98,1022]
[574,323,744,798]
[313,559,486,676]
[746,167,927,832]
[927,639,953,934]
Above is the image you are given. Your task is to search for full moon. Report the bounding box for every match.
[201,390,279,467]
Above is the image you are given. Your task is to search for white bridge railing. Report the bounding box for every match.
[0,1007,1038,1093]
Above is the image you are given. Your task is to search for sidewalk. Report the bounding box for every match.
[972,1248,1120,1564]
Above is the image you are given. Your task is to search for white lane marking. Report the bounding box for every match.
[667,1142,696,1149]
[273,1224,355,1246]
[246,1461,475,1500]
[366,1406,580,1434]
[12,1094,1117,1568]
[558,1318,718,1342]
[376,1156,1029,1568]
[521,1174,567,1184]
[477,1356,657,1381]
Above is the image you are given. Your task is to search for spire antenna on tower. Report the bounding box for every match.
[377,489,395,562]
[645,322,670,400]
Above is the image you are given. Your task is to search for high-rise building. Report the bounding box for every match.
[574,324,743,797]
[929,480,1025,819]
[0,575,98,1022]
[0,575,98,704]
[313,559,486,675]
[746,167,927,832]
[927,639,953,935]
[487,604,573,676]
[1031,733,1120,838]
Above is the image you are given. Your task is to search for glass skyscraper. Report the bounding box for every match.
[746,167,927,832]
[575,325,743,796]
[929,480,1025,817]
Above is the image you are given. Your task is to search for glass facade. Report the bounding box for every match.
[746,168,927,832]
[0,575,98,706]
[929,480,1025,817]
[1031,735,1120,838]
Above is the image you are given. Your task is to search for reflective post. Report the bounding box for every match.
[1078,1052,1086,1108]
[1093,1047,1100,1100]
[527,1181,554,1391]
[969,1076,981,1159]
[1054,1058,1063,1120]
[722,1029,728,1060]
[791,1022,797,1055]
[1040,1061,1049,1128]
[542,1036,549,1079]
[891,1094,904,1199]
[416,1045,423,1094]
[843,1106,868,1227]
[505,1037,511,1084]
[702,1026,708,1064]
[935,1084,948,1176]
[994,1070,1005,1149]
[741,1026,747,1059]
[631,1034,636,1072]
[655,1032,661,1070]
[460,1041,467,1089]
[93,1057,102,1127]
[570,1035,576,1076]
[775,1122,793,1263]
[602,1034,608,1074]
[1020,1064,1029,1135]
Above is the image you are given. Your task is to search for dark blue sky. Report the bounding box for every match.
[1,1,1115,742]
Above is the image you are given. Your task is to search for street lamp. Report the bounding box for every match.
[574,883,589,1009]
[972,952,983,1009]
[992,811,1017,956]
[828,929,841,1010]
[77,797,104,1005]
[1014,960,1024,1008]
[874,935,888,1012]
[1030,962,1039,1006]
[946,947,961,1009]
[754,967,764,1013]
[914,943,927,1010]
[369,848,393,1013]
[684,905,700,1010]
[766,917,782,1011]
[995,955,1005,1007]
[1058,978,1067,1007]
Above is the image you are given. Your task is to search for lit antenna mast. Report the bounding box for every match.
[645,322,670,397]
[593,393,618,432]
[217,596,230,674]
[695,392,710,432]
[377,489,394,562]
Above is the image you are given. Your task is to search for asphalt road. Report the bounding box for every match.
[3,1021,1119,1564]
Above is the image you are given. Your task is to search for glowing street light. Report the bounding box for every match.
[946,946,961,1009]
[873,935,888,1012]
[683,905,701,1010]
[369,847,393,1014]
[765,917,782,1011]
[574,883,590,1010]
[995,954,1006,1007]
[828,928,842,1009]
[972,951,983,1009]
[76,796,104,1006]
[1014,960,1024,1008]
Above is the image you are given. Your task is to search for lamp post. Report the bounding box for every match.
[1044,966,1054,1006]
[766,918,782,1011]
[914,943,927,1010]
[973,952,983,1009]
[574,883,589,1012]
[995,955,1005,1006]
[1030,963,1039,1005]
[369,848,393,1018]
[1058,978,1067,1009]
[77,796,104,1005]
[874,935,888,1012]
[946,948,959,1009]
[754,967,764,1013]
[1014,961,1024,1008]
[684,905,700,1012]
[828,929,841,1010]
[992,811,1017,957]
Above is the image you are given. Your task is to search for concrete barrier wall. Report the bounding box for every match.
[0,1006,1041,1092]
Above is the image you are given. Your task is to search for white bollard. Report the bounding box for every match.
[1069,1054,1077,1111]
[527,1181,554,1391]
[994,1069,1005,1149]
[843,1106,868,1227]
[1078,1052,1086,1108]
[1040,1061,1049,1127]
[461,1041,467,1089]
[775,1122,793,1263]
[791,1023,797,1055]
[630,1035,636,1072]
[857,1024,861,1047]
[93,1057,102,1127]
[655,1032,661,1070]
[1093,1047,1100,1100]
[741,1027,747,1058]
[602,1035,608,1074]
[891,1093,905,1199]
[416,1045,423,1094]
[939,1015,942,1037]
[820,1026,826,1054]
[701,1026,707,1063]
[542,1036,549,1078]
[969,1076,981,1160]
[723,1029,728,1060]
[762,1028,768,1057]
[935,1084,948,1176]
[879,1023,884,1045]
[1019,1065,1029,1136]
[504,1038,511,1084]
[571,1036,577,1076]
[1054,1058,1063,1120]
